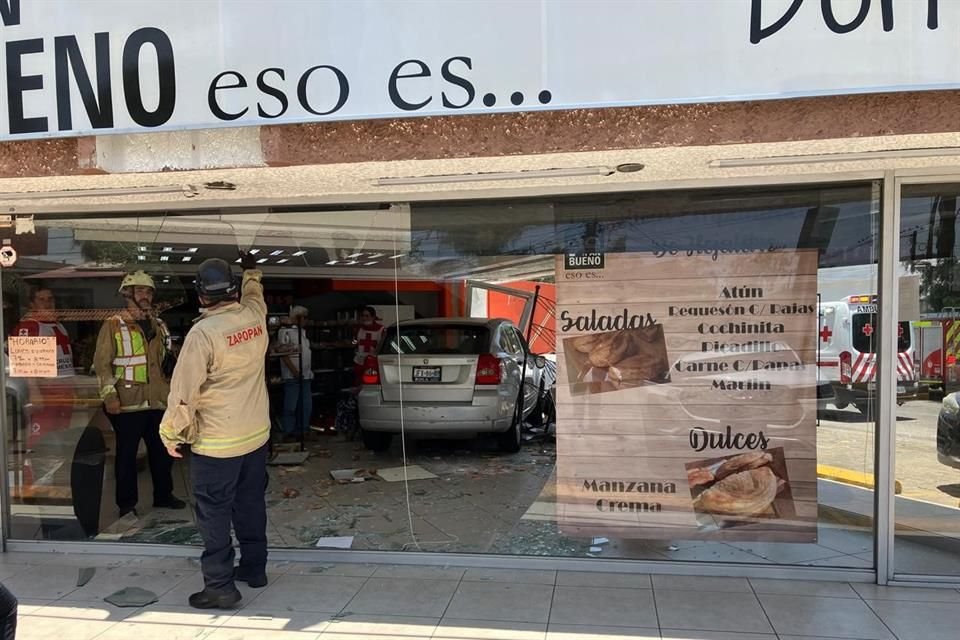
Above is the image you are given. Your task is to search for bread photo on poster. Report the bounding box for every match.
[562,325,670,396]
[685,448,798,531]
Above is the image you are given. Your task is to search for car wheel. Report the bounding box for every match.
[527,380,548,427]
[497,413,522,453]
[361,430,393,452]
[535,387,556,429]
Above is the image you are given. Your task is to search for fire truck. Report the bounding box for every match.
[914,308,960,400]
[817,295,919,414]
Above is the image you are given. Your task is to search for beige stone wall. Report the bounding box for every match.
[3,90,960,179]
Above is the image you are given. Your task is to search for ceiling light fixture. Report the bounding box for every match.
[293,250,307,256]
[375,165,619,186]
[0,184,199,201]
[269,250,283,256]
[389,254,404,259]
[345,260,358,265]
[187,247,199,253]
[347,252,363,258]
[248,248,261,254]
[181,256,192,262]
[160,256,169,262]
[364,261,378,266]
[162,247,173,252]
[709,146,960,168]
[256,257,268,264]
[367,253,384,259]
[326,260,338,265]
[137,255,146,261]
[276,258,289,264]
[138,246,147,251]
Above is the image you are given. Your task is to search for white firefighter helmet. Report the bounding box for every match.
[119,270,155,292]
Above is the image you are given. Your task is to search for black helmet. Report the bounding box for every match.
[195,258,238,302]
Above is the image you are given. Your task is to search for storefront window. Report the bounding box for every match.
[895,184,960,576]
[1,184,882,568]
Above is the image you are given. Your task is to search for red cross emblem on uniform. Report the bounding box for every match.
[862,323,874,337]
[819,326,833,342]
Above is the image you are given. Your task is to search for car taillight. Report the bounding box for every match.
[839,351,852,384]
[476,354,502,385]
[362,355,380,385]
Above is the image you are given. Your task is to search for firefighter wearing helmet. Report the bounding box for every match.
[159,253,269,609]
[93,270,185,518]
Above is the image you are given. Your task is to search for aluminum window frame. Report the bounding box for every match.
[1,166,940,585]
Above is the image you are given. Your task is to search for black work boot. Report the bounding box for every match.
[235,567,268,588]
[188,588,241,610]
[154,495,187,510]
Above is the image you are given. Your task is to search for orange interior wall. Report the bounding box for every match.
[487,281,556,354]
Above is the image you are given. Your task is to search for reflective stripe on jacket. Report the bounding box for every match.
[159,270,270,459]
[113,322,148,383]
[93,315,171,411]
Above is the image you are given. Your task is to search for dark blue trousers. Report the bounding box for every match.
[191,444,268,594]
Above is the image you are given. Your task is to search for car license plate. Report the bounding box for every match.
[412,366,441,383]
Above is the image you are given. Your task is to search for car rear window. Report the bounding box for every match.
[851,314,911,353]
[380,325,491,355]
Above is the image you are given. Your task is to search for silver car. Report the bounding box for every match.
[357,318,555,452]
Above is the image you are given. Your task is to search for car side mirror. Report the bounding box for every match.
[534,355,547,369]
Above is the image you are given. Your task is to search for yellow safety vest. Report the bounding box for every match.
[111,320,149,383]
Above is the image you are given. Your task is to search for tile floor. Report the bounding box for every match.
[4,552,960,639]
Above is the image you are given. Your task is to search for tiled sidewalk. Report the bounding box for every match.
[3,552,960,639]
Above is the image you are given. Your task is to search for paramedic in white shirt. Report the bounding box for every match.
[277,306,313,440]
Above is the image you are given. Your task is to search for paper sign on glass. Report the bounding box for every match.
[8,336,59,377]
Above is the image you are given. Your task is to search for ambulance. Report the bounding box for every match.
[913,309,960,399]
[817,294,919,414]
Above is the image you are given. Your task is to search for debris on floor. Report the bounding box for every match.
[104,587,158,608]
[315,535,354,549]
[269,451,310,466]
[95,511,143,541]
[376,465,438,482]
[77,568,96,587]
[330,468,376,483]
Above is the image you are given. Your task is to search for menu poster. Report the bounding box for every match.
[8,336,58,378]
[555,250,818,542]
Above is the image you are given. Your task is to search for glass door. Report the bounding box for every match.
[892,179,960,580]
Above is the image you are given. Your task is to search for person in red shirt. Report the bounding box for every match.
[12,287,77,483]
[353,306,383,385]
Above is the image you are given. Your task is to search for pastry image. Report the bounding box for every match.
[562,324,670,394]
[715,451,773,480]
[684,447,797,530]
[587,332,633,368]
[687,467,715,489]
[571,334,602,353]
[695,466,781,516]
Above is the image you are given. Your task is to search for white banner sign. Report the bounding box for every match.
[0,0,955,140]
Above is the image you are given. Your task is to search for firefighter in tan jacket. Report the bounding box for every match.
[159,254,269,610]
[93,270,185,518]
